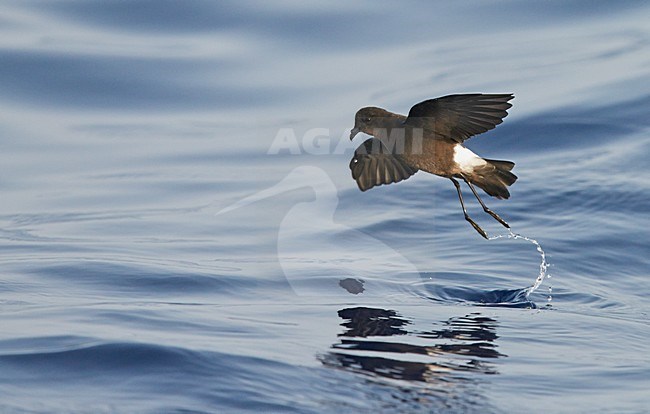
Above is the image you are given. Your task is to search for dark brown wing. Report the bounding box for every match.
[404,94,514,143]
[349,138,418,191]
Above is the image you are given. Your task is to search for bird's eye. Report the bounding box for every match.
[362,117,371,123]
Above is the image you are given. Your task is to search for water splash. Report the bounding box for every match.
[489,229,550,299]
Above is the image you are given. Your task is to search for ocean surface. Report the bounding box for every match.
[1,1,649,413]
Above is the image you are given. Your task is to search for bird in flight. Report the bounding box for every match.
[349,93,517,239]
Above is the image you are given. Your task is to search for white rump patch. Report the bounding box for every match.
[453,145,487,173]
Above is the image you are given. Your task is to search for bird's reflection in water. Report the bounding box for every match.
[338,307,409,337]
[321,307,505,383]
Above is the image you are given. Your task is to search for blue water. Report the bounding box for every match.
[1,1,649,413]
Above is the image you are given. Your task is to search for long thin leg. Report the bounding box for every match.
[460,175,510,229]
[450,177,488,239]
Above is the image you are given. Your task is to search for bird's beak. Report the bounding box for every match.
[349,127,359,140]
[216,180,291,216]
[216,167,330,216]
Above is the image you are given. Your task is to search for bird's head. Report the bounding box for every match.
[350,107,393,140]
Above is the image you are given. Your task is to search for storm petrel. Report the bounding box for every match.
[349,93,517,239]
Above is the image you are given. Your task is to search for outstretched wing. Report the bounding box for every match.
[349,138,418,192]
[405,93,513,143]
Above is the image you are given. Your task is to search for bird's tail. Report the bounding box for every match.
[469,159,518,199]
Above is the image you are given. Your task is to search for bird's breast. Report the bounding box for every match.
[401,139,457,177]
